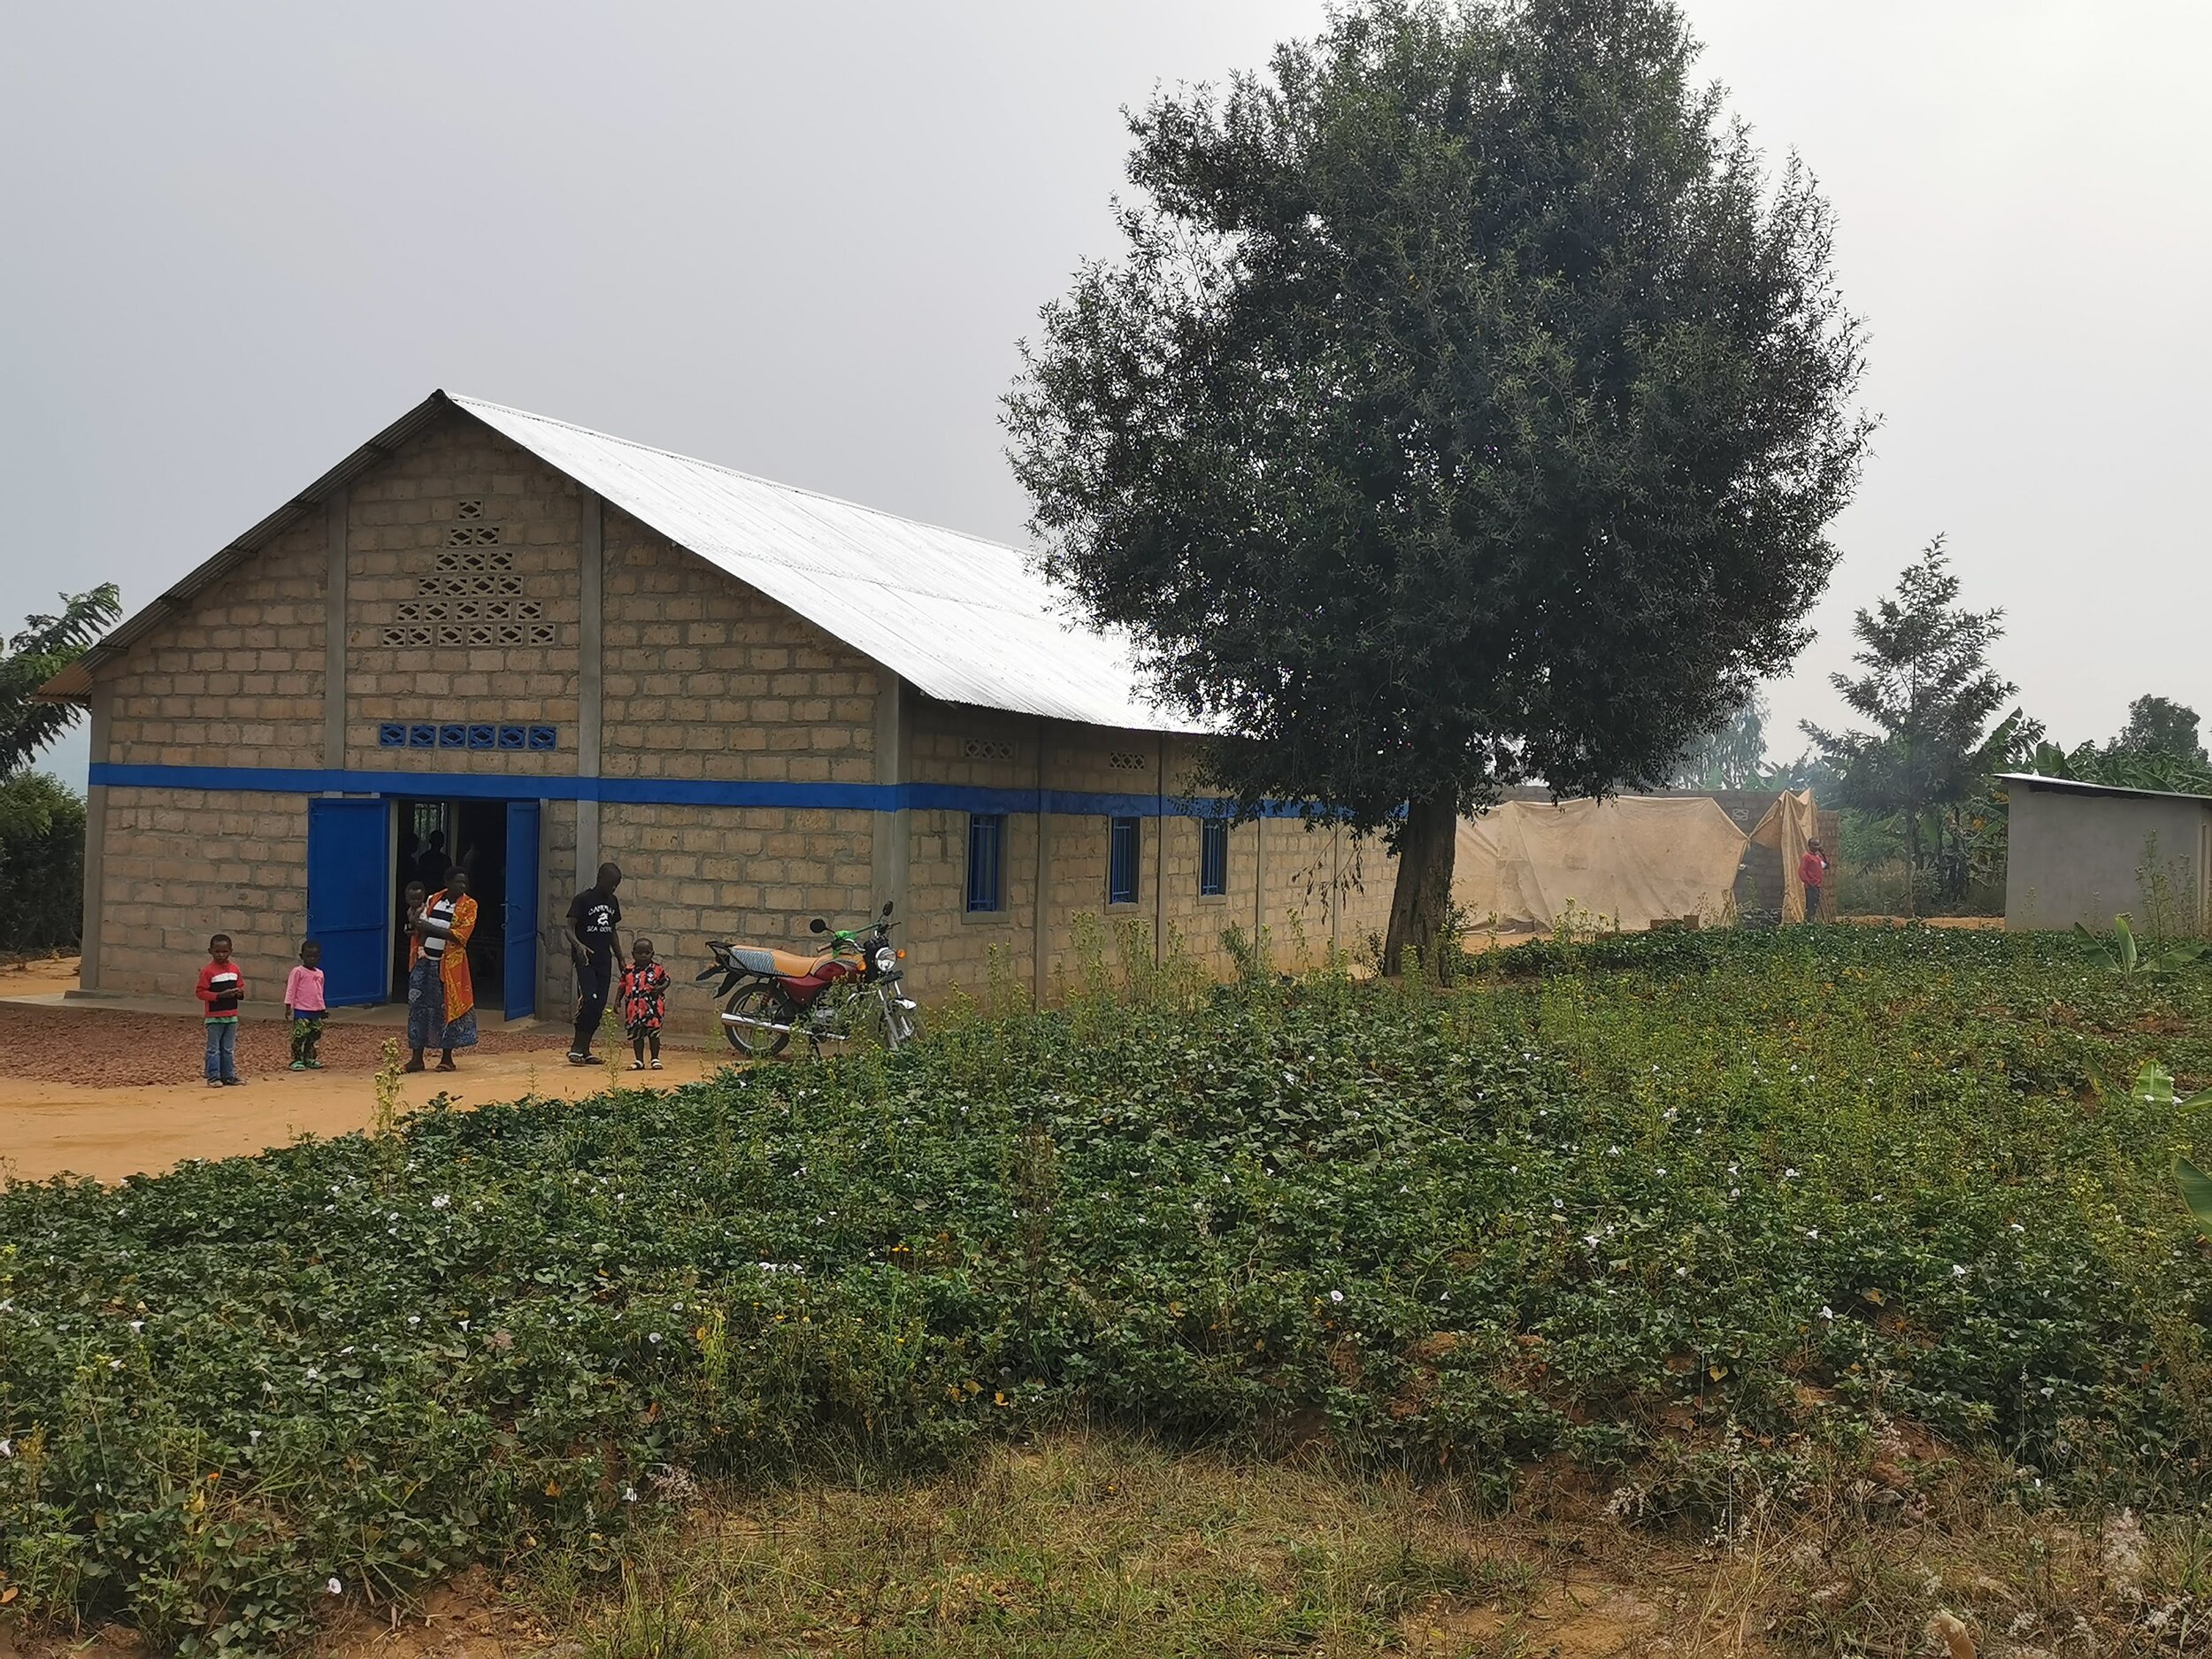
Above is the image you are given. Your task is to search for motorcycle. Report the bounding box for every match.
[697,901,921,1057]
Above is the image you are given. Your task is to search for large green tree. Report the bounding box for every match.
[1006,0,1869,972]
[2113,695,2205,764]
[1802,541,2036,899]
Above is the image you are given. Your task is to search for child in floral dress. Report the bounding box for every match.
[619,938,670,1071]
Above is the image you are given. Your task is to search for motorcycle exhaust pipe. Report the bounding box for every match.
[719,1011,849,1042]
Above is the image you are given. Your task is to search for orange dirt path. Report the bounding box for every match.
[0,957,733,1185]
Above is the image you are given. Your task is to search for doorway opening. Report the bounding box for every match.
[390,797,513,1011]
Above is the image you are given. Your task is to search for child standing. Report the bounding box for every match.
[285,940,327,1071]
[196,934,245,1086]
[619,938,670,1071]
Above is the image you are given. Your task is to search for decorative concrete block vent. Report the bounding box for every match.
[380,503,556,650]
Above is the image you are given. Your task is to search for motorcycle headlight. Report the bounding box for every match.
[873,947,897,973]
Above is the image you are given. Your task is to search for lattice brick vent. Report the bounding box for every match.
[378,722,558,751]
[456,499,486,520]
[380,541,556,648]
[961,738,1015,763]
[1108,750,1148,772]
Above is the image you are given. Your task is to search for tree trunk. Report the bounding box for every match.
[1382,792,1460,979]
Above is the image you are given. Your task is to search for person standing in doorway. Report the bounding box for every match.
[415,829,450,893]
[407,868,480,1072]
[1799,840,1832,922]
[565,862,624,1064]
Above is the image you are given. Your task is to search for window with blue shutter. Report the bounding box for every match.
[1199,818,1229,896]
[965,814,1004,913]
[1108,816,1141,906]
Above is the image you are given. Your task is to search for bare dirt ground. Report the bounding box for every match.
[0,958,732,1185]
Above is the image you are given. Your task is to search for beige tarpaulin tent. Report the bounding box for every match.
[1747,788,1821,922]
[1453,796,1750,932]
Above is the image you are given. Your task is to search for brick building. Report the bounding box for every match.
[42,391,1395,1029]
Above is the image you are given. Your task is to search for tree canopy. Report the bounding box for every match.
[1007,0,1869,970]
[1802,541,2036,896]
[0,584,120,780]
[2113,695,2205,764]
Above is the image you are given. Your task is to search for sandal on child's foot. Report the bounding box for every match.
[305,1060,322,1070]
[649,1059,664,1070]
[629,1060,646,1071]
[434,1059,459,1072]
[403,1059,426,1074]
[290,1061,306,1071]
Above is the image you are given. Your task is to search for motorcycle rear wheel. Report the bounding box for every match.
[722,982,792,1059]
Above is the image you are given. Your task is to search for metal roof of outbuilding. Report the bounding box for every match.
[1998,772,2212,806]
[42,389,1206,734]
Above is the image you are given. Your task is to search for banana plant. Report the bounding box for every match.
[2074,914,2209,978]
[2131,1064,2212,1233]
[2085,1062,2212,1232]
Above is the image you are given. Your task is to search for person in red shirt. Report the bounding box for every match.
[196,933,246,1085]
[1799,841,1832,921]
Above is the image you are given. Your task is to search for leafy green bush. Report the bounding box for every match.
[0,772,84,954]
[7,926,2212,1652]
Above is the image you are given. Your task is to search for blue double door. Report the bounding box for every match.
[305,796,541,1019]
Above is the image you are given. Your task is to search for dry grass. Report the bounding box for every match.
[514,1432,2212,1658]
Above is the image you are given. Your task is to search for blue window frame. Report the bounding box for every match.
[1199,818,1229,897]
[965,813,1004,913]
[1108,815,1141,906]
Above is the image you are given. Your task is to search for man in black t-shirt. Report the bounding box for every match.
[565,862,624,1062]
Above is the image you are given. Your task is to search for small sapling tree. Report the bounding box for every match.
[1008,0,1870,973]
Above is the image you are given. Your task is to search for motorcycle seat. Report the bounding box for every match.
[727,944,824,979]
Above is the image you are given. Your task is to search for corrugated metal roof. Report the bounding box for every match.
[450,395,1202,733]
[1999,772,2212,806]
[46,389,1206,735]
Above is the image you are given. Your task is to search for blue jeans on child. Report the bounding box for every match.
[204,1020,239,1082]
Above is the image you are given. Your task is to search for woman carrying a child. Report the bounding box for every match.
[406,869,480,1072]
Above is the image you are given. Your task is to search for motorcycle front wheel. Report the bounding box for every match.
[722,982,792,1059]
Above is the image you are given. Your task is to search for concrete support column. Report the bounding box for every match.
[323,488,349,772]
[79,684,111,990]
[1154,733,1167,964]
[575,489,603,881]
[1254,810,1265,958]
[1033,717,1051,1008]
[870,671,909,919]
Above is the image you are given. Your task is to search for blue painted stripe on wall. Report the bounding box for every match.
[88,762,1336,821]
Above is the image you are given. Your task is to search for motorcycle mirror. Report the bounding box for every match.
[881,901,895,918]
[809,918,827,933]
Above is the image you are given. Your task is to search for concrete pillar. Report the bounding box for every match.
[1033,717,1051,1008]
[323,488,349,772]
[78,683,111,990]
[1154,733,1167,963]
[575,488,603,881]
[870,671,909,919]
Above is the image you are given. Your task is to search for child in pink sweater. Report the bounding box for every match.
[285,941,327,1071]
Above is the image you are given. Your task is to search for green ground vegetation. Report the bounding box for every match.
[6,926,2212,1653]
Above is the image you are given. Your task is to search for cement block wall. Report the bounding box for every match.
[2006,785,2211,933]
[81,399,1403,1022]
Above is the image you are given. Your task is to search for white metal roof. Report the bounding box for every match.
[46,390,1203,734]
[452,395,1203,733]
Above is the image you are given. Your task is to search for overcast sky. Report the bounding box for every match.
[5,0,2207,787]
